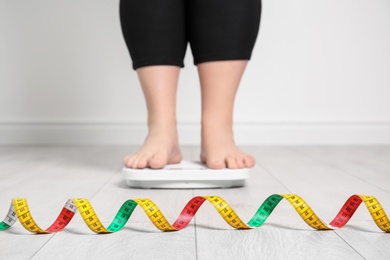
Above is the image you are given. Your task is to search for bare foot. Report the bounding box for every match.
[123,126,182,169]
[200,123,255,169]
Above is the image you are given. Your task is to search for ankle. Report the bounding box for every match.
[202,117,233,134]
[202,113,232,126]
[146,122,179,147]
[147,117,177,131]
[201,125,234,148]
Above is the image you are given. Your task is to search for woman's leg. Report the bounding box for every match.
[123,66,182,169]
[120,0,187,168]
[198,60,255,169]
[188,0,261,169]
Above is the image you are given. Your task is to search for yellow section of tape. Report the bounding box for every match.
[72,198,110,233]
[360,195,390,232]
[133,198,176,231]
[12,199,48,234]
[204,196,250,229]
[282,194,331,230]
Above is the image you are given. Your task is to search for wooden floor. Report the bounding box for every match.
[0,146,389,260]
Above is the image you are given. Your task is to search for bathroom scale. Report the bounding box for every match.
[123,160,250,189]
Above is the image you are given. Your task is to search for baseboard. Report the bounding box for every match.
[0,121,389,145]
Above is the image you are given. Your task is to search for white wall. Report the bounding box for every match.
[1,0,389,145]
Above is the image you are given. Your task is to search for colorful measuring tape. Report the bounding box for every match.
[0,194,389,234]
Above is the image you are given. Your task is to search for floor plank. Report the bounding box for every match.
[26,147,198,259]
[250,146,390,259]
[1,146,389,260]
[0,146,124,259]
[292,145,390,193]
[191,146,367,260]
[30,222,196,260]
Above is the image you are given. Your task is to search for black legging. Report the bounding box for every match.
[119,0,262,70]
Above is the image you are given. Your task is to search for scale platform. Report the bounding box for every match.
[123,160,250,189]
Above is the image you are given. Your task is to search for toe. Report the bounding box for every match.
[236,156,246,169]
[134,154,149,169]
[138,159,149,169]
[226,155,238,169]
[124,155,137,168]
[244,155,256,168]
[123,156,130,166]
[207,159,225,169]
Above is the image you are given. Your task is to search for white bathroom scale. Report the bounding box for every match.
[123,160,250,189]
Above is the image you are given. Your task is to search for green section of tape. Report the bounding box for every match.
[247,194,283,227]
[107,200,138,232]
[0,222,11,231]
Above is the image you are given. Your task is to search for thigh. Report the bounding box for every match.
[120,0,187,69]
[187,0,262,64]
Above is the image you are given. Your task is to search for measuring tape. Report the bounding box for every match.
[0,194,389,234]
